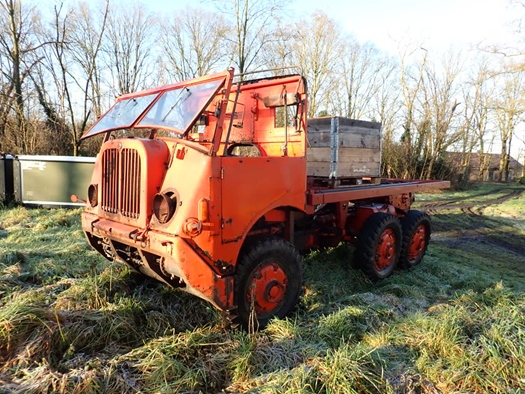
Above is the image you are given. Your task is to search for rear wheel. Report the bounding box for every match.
[233,238,303,330]
[399,210,431,269]
[355,212,401,282]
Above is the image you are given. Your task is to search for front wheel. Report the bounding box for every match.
[233,238,304,330]
[399,210,431,269]
[355,212,402,282]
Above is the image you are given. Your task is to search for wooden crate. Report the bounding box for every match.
[306,117,381,180]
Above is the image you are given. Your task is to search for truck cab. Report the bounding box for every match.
[80,69,309,329]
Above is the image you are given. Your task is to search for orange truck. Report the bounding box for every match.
[77,68,449,329]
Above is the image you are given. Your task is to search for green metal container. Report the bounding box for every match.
[14,155,95,207]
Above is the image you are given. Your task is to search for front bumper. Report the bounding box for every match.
[81,212,234,311]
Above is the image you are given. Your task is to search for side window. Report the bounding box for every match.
[275,105,297,128]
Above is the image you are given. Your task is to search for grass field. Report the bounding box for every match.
[0,183,524,393]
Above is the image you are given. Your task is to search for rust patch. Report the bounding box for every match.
[214,259,234,275]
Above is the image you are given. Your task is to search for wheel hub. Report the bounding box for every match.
[375,229,396,271]
[246,262,288,315]
[408,224,427,261]
[265,280,285,302]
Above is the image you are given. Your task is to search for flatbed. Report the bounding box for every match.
[307,180,450,205]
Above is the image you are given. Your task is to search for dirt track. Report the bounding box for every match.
[420,188,525,259]
[422,188,523,215]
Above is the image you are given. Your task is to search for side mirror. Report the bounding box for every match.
[261,92,299,107]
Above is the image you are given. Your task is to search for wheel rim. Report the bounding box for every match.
[408,224,427,262]
[374,228,397,271]
[246,262,287,316]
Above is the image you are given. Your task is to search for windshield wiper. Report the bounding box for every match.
[162,87,192,122]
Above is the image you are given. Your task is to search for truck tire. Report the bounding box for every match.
[355,212,401,282]
[399,210,431,269]
[233,238,304,331]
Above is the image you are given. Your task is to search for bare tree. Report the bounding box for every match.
[160,7,228,81]
[455,57,497,182]
[0,0,42,153]
[288,12,344,118]
[215,0,286,75]
[373,59,402,178]
[36,1,109,156]
[493,67,525,181]
[261,21,295,70]
[104,1,155,95]
[336,40,389,119]
[418,50,463,179]
[397,44,428,178]
[68,1,109,121]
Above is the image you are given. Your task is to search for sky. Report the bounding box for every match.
[149,0,519,55]
[293,0,517,54]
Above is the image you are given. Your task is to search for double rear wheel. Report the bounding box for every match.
[354,210,431,282]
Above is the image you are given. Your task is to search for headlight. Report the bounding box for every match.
[153,192,177,223]
[88,184,98,207]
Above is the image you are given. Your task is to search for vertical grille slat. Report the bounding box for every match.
[101,147,141,219]
[133,151,141,217]
[121,149,129,216]
[112,149,119,213]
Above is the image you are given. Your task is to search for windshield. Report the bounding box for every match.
[84,95,157,137]
[138,79,221,131]
[82,74,226,139]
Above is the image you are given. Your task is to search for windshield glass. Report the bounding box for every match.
[138,79,221,132]
[81,74,226,139]
[84,95,157,137]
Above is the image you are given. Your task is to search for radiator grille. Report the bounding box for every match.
[101,148,141,218]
